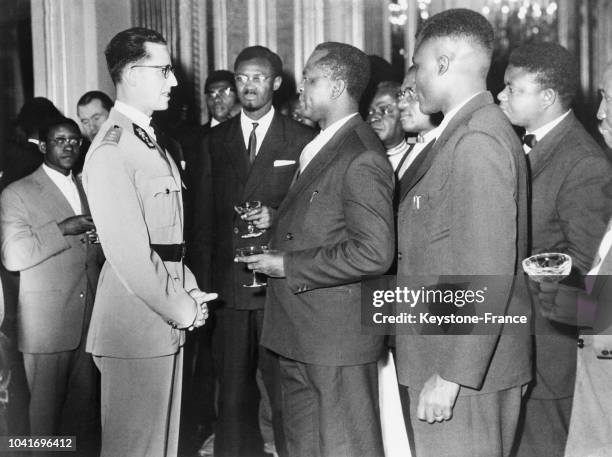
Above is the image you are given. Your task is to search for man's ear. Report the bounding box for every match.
[38,142,47,155]
[541,88,557,110]
[438,55,450,76]
[331,79,347,100]
[273,75,283,91]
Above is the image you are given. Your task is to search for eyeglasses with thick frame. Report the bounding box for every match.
[235,74,273,85]
[367,103,398,118]
[397,87,418,102]
[49,137,83,147]
[130,64,175,79]
[206,87,236,98]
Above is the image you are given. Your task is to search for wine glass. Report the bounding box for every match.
[234,200,264,238]
[235,245,268,287]
[522,253,572,283]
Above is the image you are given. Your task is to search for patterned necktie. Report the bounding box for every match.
[248,122,259,164]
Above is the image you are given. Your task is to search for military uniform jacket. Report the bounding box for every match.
[0,166,102,353]
[83,107,199,358]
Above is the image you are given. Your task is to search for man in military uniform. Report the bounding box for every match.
[82,27,216,457]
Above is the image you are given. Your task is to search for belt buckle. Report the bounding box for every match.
[180,242,186,260]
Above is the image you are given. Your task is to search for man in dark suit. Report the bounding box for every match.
[0,117,102,456]
[191,46,314,457]
[498,42,612,457]
[239,42,394,457]
[394,10,532,457]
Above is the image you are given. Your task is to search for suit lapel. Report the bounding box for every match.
[242,113,285,200]
[526,112,575,179]
[279,116,360,216]
[32,167,75,218]
[223,116,249,184]
[399,139,436,202]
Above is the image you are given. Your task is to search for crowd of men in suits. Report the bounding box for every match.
[2,6,612,457]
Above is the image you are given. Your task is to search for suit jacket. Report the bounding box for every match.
[395,92,532,394]
[0,166,101,353]
[189,112,315,307]
[261,115,395,366]
[528,111,612,399]
[83,107,200,358]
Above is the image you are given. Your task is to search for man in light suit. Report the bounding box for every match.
[394,9,532,457]
[239,42,394,457]
[82,27,215,457]
[190,46,315,457]
[497,42,612,457]
[0,117,102,456]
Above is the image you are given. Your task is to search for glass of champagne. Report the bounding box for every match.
[234,200,264,238]
[235,245,268,287]
[522,253,572,283]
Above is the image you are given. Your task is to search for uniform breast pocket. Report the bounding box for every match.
[146,176,181,229]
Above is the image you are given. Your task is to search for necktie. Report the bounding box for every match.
[522,134,537,148]
[248,122,259,164]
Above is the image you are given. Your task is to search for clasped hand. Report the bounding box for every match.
[185,289,217,331]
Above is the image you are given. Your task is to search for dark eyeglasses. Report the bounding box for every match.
[50,137,82,147]
[206,87,235,98]
[367,104,397,118]
[397,87,418,102]
[235,74,273,84]
[131,64,175,79]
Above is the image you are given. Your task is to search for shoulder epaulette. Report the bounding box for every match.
[101,125,123,144]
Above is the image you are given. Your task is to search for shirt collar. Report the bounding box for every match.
[114,100,153,132]
[241,107,275,133]
[527,109,571,141]
[210,117,221,127]
[386,139,409,157]
[43,163,73,181]
[437,91,484,136]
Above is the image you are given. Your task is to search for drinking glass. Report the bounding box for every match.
[235,245,268,287]
[522,253,572,283]
[234,200,264,238]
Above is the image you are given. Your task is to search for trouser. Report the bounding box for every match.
[94,349,182,457]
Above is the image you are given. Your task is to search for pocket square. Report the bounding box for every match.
[273,160,296,167]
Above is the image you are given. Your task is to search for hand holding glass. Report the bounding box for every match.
[235,245,268,287]
[522,253,572,283]
[234,200,264,238]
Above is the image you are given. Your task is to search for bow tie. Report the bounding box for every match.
[522,134,537,148]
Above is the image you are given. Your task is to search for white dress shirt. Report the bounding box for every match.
[240,107,275,157]
[523,109,571,154]
[43,164,82,215]
[299,113,357,173]
[114,100,156,141]
[386,140,411,171]
[397,126,442,179]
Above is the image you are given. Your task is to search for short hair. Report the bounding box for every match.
[234,46,283,77]
[373,80,401,101]
[105,27,167,85]
[416,8,494,57]
[205,70,236,92]
[38,117,81,143]
[508,42,579,109]
[15,97,63,137]
[312,42,370,101]
[77,90,114,112]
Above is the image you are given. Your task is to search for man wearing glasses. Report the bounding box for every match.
[190,45,315,457]
[82,28,215,457]
[0,117,102,456]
